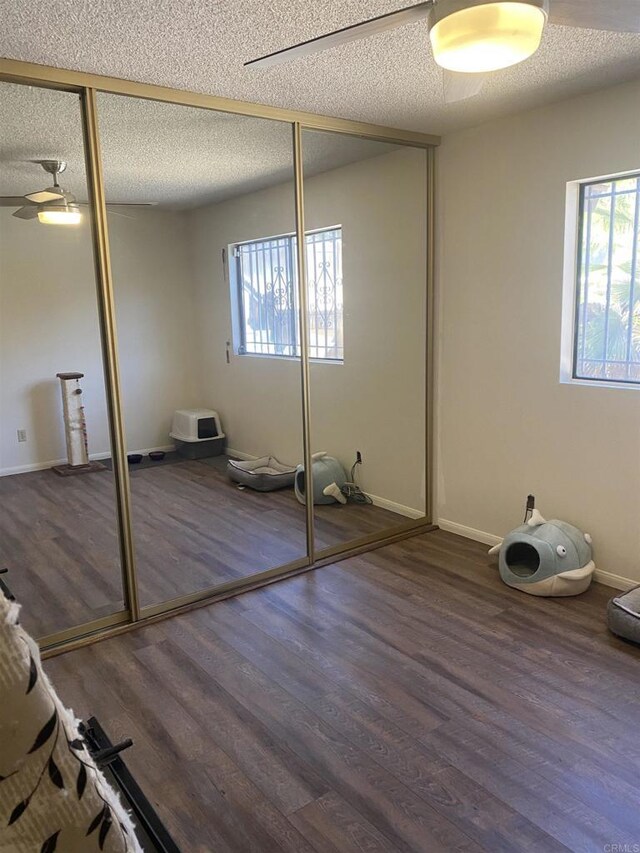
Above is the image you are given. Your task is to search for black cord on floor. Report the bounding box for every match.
[342,458,373,505]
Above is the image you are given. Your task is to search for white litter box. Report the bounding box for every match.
[170,409,226,459]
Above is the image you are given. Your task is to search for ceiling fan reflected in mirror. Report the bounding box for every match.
[0,160,155,224]
[245,0,640,102]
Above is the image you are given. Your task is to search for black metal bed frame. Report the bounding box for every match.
[81,717,181,853]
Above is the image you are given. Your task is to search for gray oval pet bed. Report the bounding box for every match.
[608,586,640,645]
[227,456,296,492]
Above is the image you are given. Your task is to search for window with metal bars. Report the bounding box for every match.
[574,173,640,384]
[229,227,343,362]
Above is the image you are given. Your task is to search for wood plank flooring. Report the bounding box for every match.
[0,458,405,639]
[46,530,640,852]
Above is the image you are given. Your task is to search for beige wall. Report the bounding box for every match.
[189,147,428,512]
[0,207,200,472]
[109,208,202,452]
[437,78,640,584]
[0,208,105,472]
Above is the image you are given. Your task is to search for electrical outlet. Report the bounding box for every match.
[17,429,27,443]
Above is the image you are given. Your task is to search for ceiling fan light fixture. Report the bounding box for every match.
[429,0,547,73]
[37,203,82,225]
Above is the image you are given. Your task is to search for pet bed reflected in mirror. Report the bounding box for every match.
[227,456,297,492]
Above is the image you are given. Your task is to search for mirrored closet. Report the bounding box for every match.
[0,66,434,650]
[301,130,428,555]
[0,82,125,639]
[96,93,307,608]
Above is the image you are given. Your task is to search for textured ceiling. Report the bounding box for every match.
[1,1,639,136]
[0,83,399,208]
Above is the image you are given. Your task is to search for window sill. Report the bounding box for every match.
[235,351,344,366]
[559,376,640,392]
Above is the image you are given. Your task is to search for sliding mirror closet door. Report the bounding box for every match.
[0,82,126,639]
[96,94,307,609]
[301,131,428,554]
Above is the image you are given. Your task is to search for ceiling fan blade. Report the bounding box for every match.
[106,209,138,220]
[245,1,433,69]
[549,0,640,32]
[77,202,157,207]
[0,196,31,207]
[25,189,65,203]
[12,206,39,220]
[443,69,487,103]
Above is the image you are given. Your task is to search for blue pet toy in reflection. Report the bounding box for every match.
[294,452,348,505]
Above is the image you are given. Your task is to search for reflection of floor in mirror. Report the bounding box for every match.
[0,457,411,639]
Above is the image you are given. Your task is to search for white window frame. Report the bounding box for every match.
[560,169,640,391]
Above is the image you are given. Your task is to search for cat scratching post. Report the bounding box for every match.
[52,372,105,476]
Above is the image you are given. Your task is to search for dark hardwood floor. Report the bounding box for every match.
[0,457,406,638]
[46,530,640,852]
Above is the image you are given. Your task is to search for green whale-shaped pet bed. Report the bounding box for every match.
[489,509,595,596]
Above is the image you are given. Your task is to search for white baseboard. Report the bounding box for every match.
[593,570,636,592]
[1,457,72,476]
[225,447,255,462]
[437,517,637,591]
[0,444,175,477]
[369,494,424,520]
[437,518,502,547]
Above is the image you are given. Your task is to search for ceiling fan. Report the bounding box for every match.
[0,160,154,224]
[245,0,640,102]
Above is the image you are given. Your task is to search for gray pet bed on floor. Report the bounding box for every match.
[227,456,296,491]
[607,586,640,644]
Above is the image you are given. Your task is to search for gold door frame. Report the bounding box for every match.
[0,60,438,656]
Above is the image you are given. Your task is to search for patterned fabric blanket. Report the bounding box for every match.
[0,594,141,852]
